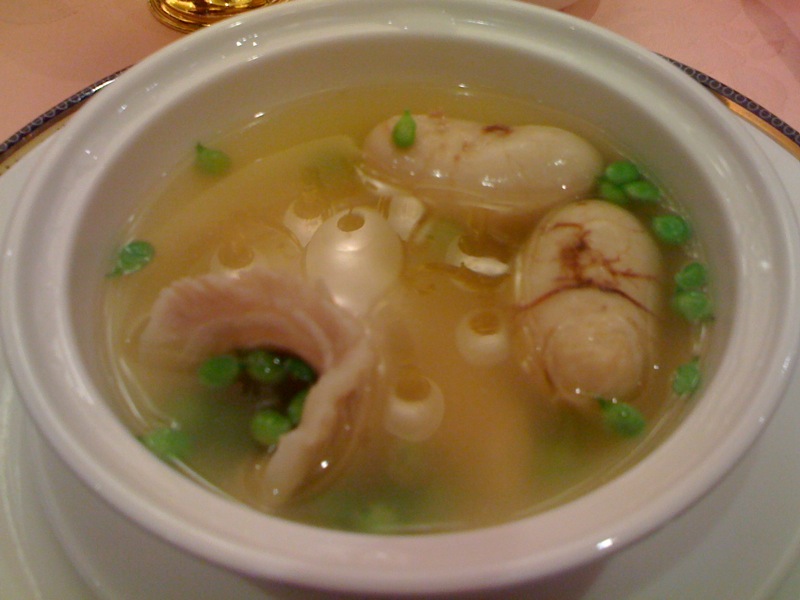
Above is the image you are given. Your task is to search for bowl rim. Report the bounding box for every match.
[3,0,800,594]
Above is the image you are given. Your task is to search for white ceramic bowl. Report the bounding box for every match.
[525,0,578,8]
[3,0,799,595]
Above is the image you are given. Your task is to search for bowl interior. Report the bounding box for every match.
[3,0,798,594]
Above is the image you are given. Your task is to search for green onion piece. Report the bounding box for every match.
[597,398,646,437]
[392,111,417,149]
[140,426,192,461]
[672,358,701,396]
[250,409,293,446]
[598,179,630,205]
[675,261,709,291]
[604,160,640,185]
[244,349,287,384]
[195,143,231,175]
[672,289,714,322]
[652,214,691,245]
[285,356,317,383]
[287,389,308,426]
[107,240,155,277]
[198,354,241,388]
[622,179,661,203]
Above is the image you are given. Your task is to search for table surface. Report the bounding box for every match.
[1,0,800,143]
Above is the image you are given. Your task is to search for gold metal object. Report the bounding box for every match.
[711,92,800,163]
[148,0,284,33]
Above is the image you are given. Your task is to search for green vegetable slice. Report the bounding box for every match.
[140,426,192,461]
[198,354,241,388]
[285,356,317,383]
[250,409,293,446]
[287,389,308,426]
[672,358,701,396]
[107,240,155,277]
[597,398,646,437]
[622,179,660,203]
[243,349,287,384]
[604,160,641,185]
[356,503,400,534]
[674,261,709,291]
[598,179,630,205]
[672,289,714,322]
[652,214,691,245]
[195,143,231,175]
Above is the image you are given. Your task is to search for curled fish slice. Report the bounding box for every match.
[138,266,377,504]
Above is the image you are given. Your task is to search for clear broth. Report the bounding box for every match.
[103,84,704,533]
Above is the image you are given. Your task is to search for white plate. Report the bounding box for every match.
[1,121,799,600]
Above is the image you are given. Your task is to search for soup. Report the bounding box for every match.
[102,84,711,533]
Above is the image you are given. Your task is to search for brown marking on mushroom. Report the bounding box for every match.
[483,124,513,135]
[517,219,659,315]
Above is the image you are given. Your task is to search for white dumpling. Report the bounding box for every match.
[362,113,603,217]
[514,200,663,410]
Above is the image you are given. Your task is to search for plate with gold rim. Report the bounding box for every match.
[1,65,800,599]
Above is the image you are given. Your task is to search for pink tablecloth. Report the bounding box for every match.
[1,0,799,142]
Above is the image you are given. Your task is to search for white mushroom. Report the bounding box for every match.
[385,194,427,242]
[207,222,301,275]
[454,309,510,366]
[305,207,404,316]
[383,366,445,443]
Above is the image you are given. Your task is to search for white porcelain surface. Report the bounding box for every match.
[2,0,800,595]
[2,93,800,600]
[522,0,577,8]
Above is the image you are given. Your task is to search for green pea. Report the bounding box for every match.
[597,398,646,437]
[140,426,192,461]
[623,179,661,203]
[198,354,241,388]
[672,358,701,396]
[195,143,231,175]
[672,289,714,322]
[392,110,416,149]
[243,349,287,384]
[652,214,691,245]
[598,179,630,205]
[356,503,399,534]
[287,389,308,426]
[107,240,155,277]
[675,261,709,291]
[604,160,640,185]
[250,409,293,446]
[285,356,316,383]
